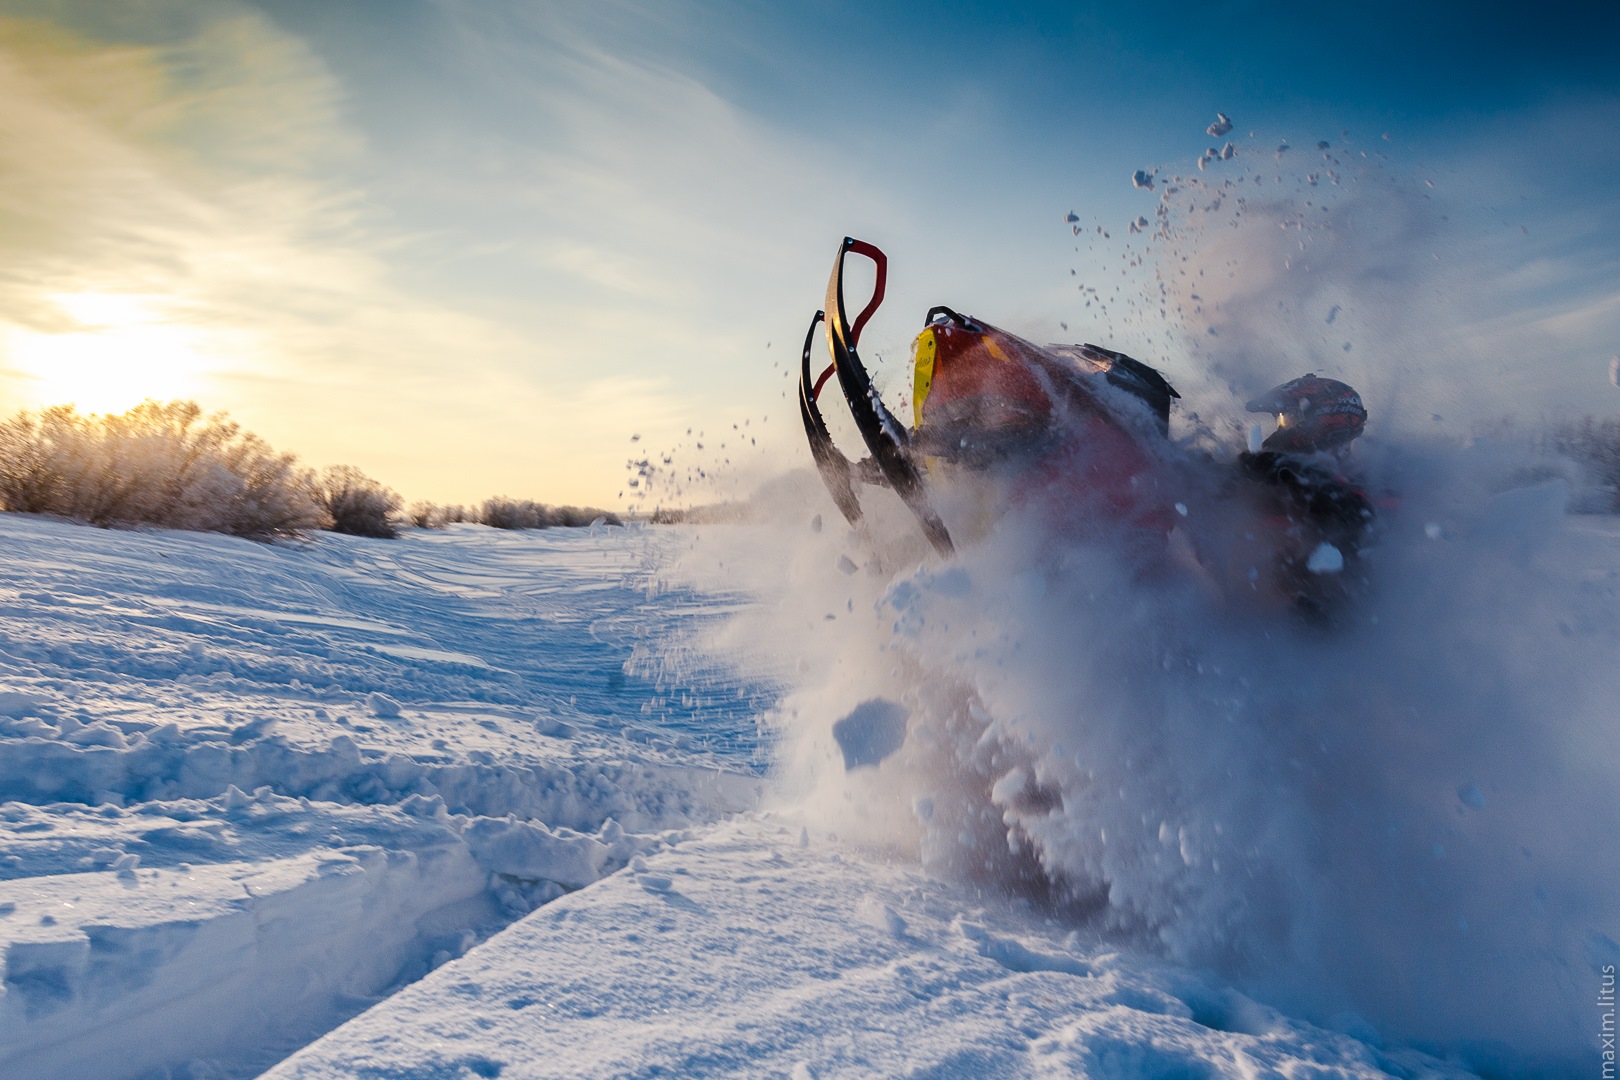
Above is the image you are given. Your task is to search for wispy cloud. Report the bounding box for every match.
[0,4,698,502]
[9,1,1610,506]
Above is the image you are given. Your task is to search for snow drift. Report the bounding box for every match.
[0,516,764,1079]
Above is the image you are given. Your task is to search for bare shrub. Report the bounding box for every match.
[0,401,326,538]
[408,501,446,529]
[405,502,477,528]
[480,497,546,529]
[648,502,746,525]
[479,496,620,529]
[315,465,402,538]
[552,504,621,527]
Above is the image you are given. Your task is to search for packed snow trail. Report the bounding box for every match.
[0,514,765,1080]
[266,814,1474,1080]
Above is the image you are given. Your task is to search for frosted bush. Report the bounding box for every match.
[480,497,621,529]
[480,497,548,529]
[409,502,478,527]
[0,401,327,539]
[316,465,402,538]
[407,501,447,529]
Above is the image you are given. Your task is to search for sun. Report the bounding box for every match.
[3,292,219,415]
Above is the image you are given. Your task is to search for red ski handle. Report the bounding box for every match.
[840,237,887,348]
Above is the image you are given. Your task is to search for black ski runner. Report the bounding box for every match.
[818,237,954,556]
[797,310,864,528]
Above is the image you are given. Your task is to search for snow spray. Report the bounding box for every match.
[658,128,1619,1076]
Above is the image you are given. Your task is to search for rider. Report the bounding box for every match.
[1237,374,1375,614]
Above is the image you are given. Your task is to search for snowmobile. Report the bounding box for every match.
[797,236,1376,617]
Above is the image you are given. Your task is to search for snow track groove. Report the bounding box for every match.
[0,516,768,1080]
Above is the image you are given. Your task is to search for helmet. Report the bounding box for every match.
[1245,373,1366,454]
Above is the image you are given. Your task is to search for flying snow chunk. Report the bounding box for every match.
[1247,423,1264,455]
[1306,542,1344,574]
[1458,783,1487,809]
[1065,211,1080,223]
[1128,215,1150,234]
[1207,112,1233,137]
[1131,169,1156,190]
[1221,142,1236,160]
[832,699,907,771]
[1610,355,1619,387]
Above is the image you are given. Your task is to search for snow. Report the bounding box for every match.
[2,488,1616,1077]
[267,815,1472,1080]
[0,515,762,1078]
[646,459,1620,1077]
[1305,540,1344,573]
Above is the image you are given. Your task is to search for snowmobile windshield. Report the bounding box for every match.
[910,314,1177,466]
[911,316,1058,465]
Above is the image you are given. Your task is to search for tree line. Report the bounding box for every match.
[0,400,621,541]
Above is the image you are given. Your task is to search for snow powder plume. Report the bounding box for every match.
[654,128,1618,1077]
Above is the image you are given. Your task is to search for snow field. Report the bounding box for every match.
[0,515,764,1079]
[2,489,1613,1076]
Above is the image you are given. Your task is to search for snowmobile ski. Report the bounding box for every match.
[808,237,955,556]
[797,309,864,529]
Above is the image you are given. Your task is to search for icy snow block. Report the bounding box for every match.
[832,699,907,771]
[462,818,608,889]
[367,692,402,720]
[1306,542,1344,574]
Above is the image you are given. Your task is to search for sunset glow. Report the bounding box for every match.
[0,1,1614,508]
[6,293,219,414]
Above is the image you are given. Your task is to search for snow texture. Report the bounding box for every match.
[0,517,763,1079]
[269,816,1474,1080]
[3,495,1615,1077]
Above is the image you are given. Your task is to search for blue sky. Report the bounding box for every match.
[1,0,1616,506]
